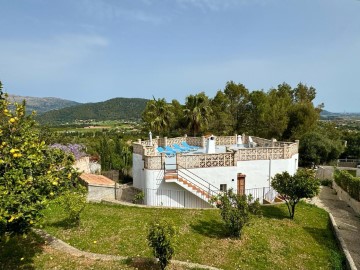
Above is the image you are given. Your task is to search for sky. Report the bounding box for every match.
[0,0,359,112]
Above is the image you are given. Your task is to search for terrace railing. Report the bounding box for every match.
[138,135,299,170]
[177,152,235,168]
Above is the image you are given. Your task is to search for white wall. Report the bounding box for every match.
[185,154,298,191]
[142,169,212,208]
[132,153,144,189]
[136,153,299,208]
[187,166,238,191]
[236,154,298,189]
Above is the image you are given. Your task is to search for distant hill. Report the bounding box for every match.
[36,97,149,125]
[8,94,80,114]
[320,110,360,120]
[320,110,333,116]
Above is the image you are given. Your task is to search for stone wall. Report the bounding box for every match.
[87,184,117,202]
[115,184,142,203]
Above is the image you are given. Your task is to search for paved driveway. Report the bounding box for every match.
[313,186,360,269]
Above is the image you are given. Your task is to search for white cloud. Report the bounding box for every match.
[175,0,238,11]
[0,34,109,83]
[79,0,164,24]
[173,0,272,12]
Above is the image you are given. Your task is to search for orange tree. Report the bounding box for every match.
[271,169,319,219]
[0,82,82,237]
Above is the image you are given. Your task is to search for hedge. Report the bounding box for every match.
[334,169,360,201]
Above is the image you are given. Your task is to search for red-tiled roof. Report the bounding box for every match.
[80,173,115,186]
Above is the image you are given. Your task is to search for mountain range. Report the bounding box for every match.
[8,94,359,125]
[8,94,80,114]
[35,97,148,125]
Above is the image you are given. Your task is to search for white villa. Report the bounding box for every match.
[132,134,299,208]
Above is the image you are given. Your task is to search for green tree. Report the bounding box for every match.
[293,82,316,103]
[223,81,249,133]
[299,132,331,167]
[280,83,322,140]
[98,136,112,170]
[341,131,360,159]
[299,130,344,167]
[283,102,320,140]
[147,219,176,270]
[0,85,81,236]
[184,92,212,136]
[271,169,320,219]
[170,99,186,134]
[142,97,174,136]
[212,189,261,238]
[97,136,133,181]
[209,90,232,135]
[112,138,133,182]
[245,90,269,137]
[264,84,293,138]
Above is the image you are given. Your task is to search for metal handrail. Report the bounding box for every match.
[177,170,221,199]
[164,163,220,200]
[177,164,219,191]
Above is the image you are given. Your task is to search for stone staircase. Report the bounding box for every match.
[164,169,214,203]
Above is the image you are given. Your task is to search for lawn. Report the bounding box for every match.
[0,232,191,270]
[31,200,345,270]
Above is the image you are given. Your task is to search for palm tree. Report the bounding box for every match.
[184,93,212,136]
[142,97,174,135]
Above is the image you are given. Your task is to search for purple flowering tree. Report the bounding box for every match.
[50,144,86,160]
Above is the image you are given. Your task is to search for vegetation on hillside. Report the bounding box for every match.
[36,97,149,125]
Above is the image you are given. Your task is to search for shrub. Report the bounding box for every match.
[57,190,87,225]
[334,169,360,201]
[320,179,333,187]
[212,189,262,238]
[132,191,144,204]
[147,220,176,270]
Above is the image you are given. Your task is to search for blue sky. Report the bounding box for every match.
[0,0,359,112]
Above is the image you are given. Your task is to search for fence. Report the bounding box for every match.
[337,159,360,168]
[245,187,277,203]
[138,186,276,208]
[142,188,212,208]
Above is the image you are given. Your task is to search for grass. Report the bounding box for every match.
[0,232,191,270]
[0,232,131,270]
[31,200,345,270]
